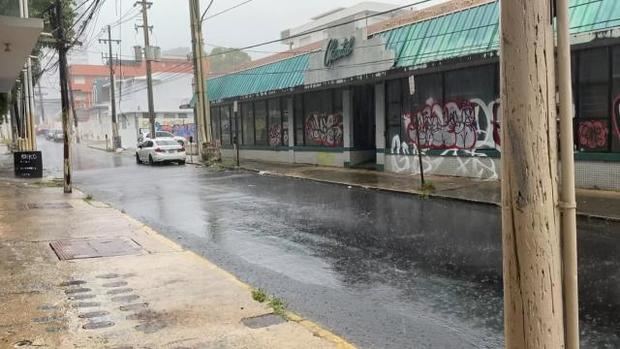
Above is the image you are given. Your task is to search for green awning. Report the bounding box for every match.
[382,0,620,69]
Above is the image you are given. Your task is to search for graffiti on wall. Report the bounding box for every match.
[577,120,609,151]
[269,124,282,146]
[156,122,196,139]
[403,98,500,151]
[389,98,500,180]
[305,113,344,147]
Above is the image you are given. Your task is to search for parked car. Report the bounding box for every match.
[47,130,64,142]
[136,138,186,165]
[138,131,185,146]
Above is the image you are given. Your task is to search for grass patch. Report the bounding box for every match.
[251,289,288,318]
[252,288,267,303]
[420,181,436,199]
[268,297,287,317]
[83,194,93,202]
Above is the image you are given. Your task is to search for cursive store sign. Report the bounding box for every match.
[324,37,355,67]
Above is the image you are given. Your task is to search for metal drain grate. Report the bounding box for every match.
[50,238,143,260]
[27,202,72,209]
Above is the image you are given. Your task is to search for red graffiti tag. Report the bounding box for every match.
[578,119,609,150]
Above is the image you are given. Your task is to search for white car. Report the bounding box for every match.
[138,131,185,146]
[136,138,186,165]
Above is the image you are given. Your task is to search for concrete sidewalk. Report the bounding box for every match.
[223,159,620,222]
[0,178,353,348]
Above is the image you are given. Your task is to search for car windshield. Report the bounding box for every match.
[156,140,178,146]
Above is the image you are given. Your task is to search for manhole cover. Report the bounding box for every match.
[27,202,72,209]
[50,238,143,260]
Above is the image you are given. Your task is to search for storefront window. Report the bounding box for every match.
[578,48,610,152]
[255,100,267,145]
[221,105,231,145]
[303,89,343,147]
[612,47,620,152]
[268,98,282,146]
[241,102,254,145]
[283,97,291,146]
[386,79,402,150]
[211,107,221,145]
[294,95,304,145]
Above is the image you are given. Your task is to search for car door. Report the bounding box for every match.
[139,140,153,161]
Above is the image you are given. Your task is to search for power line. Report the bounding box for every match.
[203,0,426,59]
[203,0,255,21]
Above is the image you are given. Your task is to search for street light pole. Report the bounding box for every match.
[500,0,565,347]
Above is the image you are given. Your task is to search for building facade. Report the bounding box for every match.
[206,0,620,190]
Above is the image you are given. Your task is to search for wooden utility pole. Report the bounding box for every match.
[53,0,72,193]
[99,25,121,149]
[136,0,156,138]
[500,0,565,347]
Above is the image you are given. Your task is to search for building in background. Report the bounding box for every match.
[69,58,192,111]
[79,72,194,147]
[203,0,620,191]
[280,2,407,49]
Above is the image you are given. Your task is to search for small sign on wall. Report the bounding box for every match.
[14,151,43,178]
[408,75,416,96]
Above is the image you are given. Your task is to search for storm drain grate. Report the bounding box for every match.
[50,238,143,260]
[27,202,72,209]
[241,313,286,329]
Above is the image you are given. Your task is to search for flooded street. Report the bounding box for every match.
[38,138,620,348]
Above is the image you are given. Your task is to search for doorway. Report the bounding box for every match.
[351,84,376,169]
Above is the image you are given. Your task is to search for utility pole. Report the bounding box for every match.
[189,0,212,158]
[19,0,36,151]
[136,0,156,138]
[99,25,121,149]
[557,0,580,347]
[37,82,46,123]
[500,0,564,348]
[53,0,72,193]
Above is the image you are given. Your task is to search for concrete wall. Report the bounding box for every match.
[221,148,345,167]
[384,153,620,191]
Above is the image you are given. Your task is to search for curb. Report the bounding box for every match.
[228,165,620,223]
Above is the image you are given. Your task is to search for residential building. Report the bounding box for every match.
[204,0,620,191]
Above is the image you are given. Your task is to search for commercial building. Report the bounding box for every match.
[205,0,620,190]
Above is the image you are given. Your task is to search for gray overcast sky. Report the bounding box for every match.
[39,0,447,97]
[79,0,449,63]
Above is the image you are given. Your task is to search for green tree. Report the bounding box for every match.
[29,0,77,82]
[208,47,251,74]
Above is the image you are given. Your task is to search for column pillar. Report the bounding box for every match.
[342,88,353,167]
[375,82,386,171]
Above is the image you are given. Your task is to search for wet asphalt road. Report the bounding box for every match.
[36,138,619,348]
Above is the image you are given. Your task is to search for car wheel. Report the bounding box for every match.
[148,155,154,166]
[136,153,141,164]
[179,160,186,165]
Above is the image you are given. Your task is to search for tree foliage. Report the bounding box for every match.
[29,0,77,83]
[207,47,251,74]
